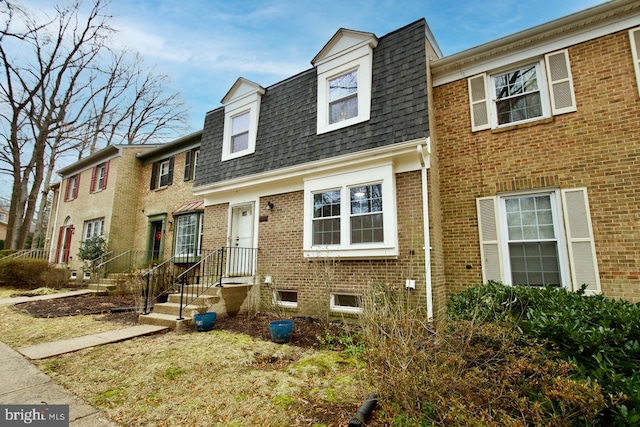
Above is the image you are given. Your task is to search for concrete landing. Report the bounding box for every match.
[18,325,168,360]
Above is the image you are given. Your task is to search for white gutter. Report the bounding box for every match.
[418,141,433,320]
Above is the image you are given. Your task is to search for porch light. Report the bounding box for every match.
[266,201,274,211]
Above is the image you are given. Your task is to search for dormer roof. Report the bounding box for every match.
[311,28,379,67]
[221,77,266,105]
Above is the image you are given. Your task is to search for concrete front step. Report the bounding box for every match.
[167,293,220,305]
[138,312,192,331]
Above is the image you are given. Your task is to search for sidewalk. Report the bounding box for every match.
[0,290,168,426]
[0,341,120,426]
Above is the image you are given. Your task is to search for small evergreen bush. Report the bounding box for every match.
[448,282,640,425]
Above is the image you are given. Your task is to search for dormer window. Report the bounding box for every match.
[221,78,265,161]
[313,29,378,135]
[231,111,250,153]
[329,69,358,124]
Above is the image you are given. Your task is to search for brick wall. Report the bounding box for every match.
[433,29,640,301]
[133,150,199,260]
[247,171,429,318]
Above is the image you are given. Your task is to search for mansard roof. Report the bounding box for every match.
[196,19,430,187]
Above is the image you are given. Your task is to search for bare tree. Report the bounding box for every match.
[0,0,189,249]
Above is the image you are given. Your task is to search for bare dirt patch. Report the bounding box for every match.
[14,294,349,349]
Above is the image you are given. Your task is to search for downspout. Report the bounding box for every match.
[49,182,63,264]
[418,141,433,320]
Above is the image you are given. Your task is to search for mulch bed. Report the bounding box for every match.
[13,294,348,349]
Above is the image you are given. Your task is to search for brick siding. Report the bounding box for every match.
[433,29,640,301]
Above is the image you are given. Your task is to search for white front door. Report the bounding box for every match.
[229,204,254,276]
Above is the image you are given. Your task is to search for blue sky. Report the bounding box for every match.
[26,0,606,134]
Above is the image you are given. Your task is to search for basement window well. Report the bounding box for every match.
[273,289,298,308]
[330,293,363,314]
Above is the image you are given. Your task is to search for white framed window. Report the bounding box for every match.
[174,212,203,261]
[91,162,109,192]
[304,164,398,259]
[65,174,80,201]
[501,192,566,286]
[330,293,363,314]
[221,78,264,162]
[329,69,358,124]
[468,49,576,131]
[477,188,600,294]
[313,29,377,135]
[151,157,174,190]
[0,212,7,222]
[273,289,298,309]
[230,111,250,153]
[159,160,171,187]
[83,218,104,241]
[630,27,640,97]
[184,149,199,181]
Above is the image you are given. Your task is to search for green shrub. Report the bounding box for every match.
[447,282,640,425]
[360,284,606,426]
[0,259,69,289]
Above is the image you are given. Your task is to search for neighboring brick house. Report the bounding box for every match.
[47,145,160,276]
[193,20,442,318]
[133,131,202,262]
[430,0,640,303]
[47,133,202,276]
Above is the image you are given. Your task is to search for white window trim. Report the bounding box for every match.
[222,93,262,162]
[629,27,640,97]
[303,164,398,259]
[477,188,600,294]
[272,289,298,309]
[83,218,104,241]
[316,45,374,135]
[468,49,576,131]
[497,190,571,288]
[330,292,363,314]
[158,160,171,187]
[173,212,204,260]
[488,59,552,129]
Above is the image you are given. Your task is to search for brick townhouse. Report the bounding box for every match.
[47,0,640,319]
[431,0,640,303]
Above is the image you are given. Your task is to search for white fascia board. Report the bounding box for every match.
[193,137,429,203]
[432,11,640,87]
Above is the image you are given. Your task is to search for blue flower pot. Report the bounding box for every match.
[269,320,294,343]
[193,312,217,332]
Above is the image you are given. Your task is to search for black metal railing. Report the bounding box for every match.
[140,247,257,318]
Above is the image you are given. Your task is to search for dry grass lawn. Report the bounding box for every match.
[0,301,371,426]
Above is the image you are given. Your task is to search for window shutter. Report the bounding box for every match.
[55,226,65,262]
[545,50,576,115]
[90,167,97,192]
[102,161,110,189]
[168,156,174,186]
[64,178,71,201]
[468,74,490,131]
[629,28,640,97]
[476,196,503,283]
[150,163,159,190]
[561,188,600,294]
[184,150,192,181]
[73,174,80,199]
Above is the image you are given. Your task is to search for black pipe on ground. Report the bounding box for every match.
[348,393,378,427]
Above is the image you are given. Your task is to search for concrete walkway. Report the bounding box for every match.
[0,341,120,426]
[0,290,169,426]
[0,289,94,305]
[18,324,168,359]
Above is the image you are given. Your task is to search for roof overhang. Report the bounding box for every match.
[193,138,430,204]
